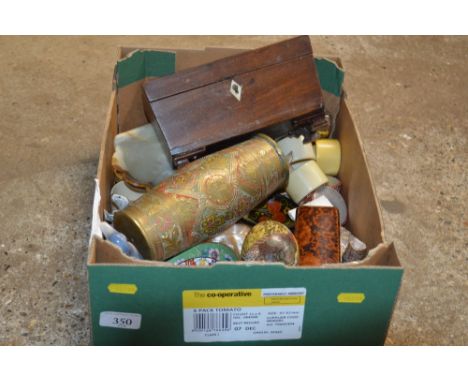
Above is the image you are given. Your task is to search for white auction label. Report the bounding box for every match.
[99,311,141,330]
[182,288,306,343]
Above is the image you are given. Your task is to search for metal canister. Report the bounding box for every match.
[114,135,288,260]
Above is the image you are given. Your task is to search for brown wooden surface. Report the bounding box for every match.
[152,55,323,157]
[143,36,325,165]
[144,35,312,101]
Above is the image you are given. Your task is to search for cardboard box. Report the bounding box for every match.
[87,44,403,345]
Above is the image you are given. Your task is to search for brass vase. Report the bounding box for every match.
[114,135,288,260]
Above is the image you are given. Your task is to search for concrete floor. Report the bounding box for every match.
[0,36,466,345]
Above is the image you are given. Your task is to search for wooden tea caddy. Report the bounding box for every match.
[143,35,329,167]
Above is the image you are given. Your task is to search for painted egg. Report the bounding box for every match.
[241,220,299,265]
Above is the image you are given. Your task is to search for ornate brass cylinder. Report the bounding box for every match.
[114,135,288,260]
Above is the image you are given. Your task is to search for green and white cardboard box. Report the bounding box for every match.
[88,45,403,345]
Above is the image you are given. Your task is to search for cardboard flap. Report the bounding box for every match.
[115,50,176,89]
[337,100,385,248]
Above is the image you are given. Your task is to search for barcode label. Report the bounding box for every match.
[183,288,306,343]
[193,312,232,331]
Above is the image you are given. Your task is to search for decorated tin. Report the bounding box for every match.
[295,206,340,266]
[114,135,288,260]
[167,243,237,266]
[287,195,333,221]
[245,193,297,229]
[241,220,299,265]
[301,185,347,225]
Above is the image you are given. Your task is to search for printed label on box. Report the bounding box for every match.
[182,288,306,343]
[99,311,141,330]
